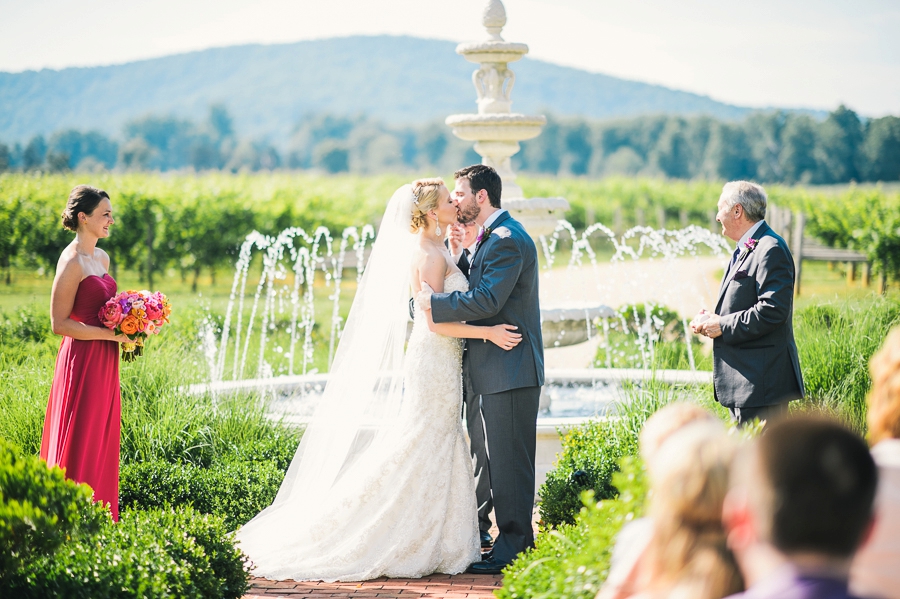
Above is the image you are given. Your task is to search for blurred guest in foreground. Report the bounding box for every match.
[723,417,877,599]
[851,326,900,599]
[624,420,742,599]
[598,402,720,599]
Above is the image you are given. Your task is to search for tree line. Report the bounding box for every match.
[0,105,898,184]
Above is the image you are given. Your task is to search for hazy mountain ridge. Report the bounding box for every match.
[0,35,769,143]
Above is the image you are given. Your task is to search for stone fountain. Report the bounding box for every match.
[446,0,569,236]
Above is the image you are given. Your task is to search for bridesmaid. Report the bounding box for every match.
[41,185,128,520]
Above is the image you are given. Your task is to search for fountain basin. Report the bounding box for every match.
[445,113,546,142]
[187,367,712,420]
[187,368,711,492]
[456,41,529,64]
[542,305,617,348]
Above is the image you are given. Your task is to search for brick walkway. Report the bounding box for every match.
[242,472,541,598]
[243,573,502,598]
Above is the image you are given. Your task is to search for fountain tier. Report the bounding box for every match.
[447,0,568,235]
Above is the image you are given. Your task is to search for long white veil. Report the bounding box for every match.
[242,184,417,525]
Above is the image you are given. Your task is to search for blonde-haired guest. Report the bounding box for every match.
[629,422,743,599]
[597,403,724,599]
[851,326,900,599]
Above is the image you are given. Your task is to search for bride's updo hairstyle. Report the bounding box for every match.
[62,185,109,232]
[409,178,445,233]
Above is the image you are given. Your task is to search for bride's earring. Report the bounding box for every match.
[432,213,441,236]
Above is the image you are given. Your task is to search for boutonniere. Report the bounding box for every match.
[476,226,492,244]
[492,226,511,239]
[738,237,759,261]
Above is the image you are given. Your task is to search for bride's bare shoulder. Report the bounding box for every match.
[413,243,448,279]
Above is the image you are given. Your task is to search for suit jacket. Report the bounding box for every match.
[713,222,805,409]
[431,211,544,396]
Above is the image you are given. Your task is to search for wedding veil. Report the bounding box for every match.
[245,184,418,523]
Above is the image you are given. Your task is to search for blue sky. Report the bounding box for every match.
[1,0,897,116]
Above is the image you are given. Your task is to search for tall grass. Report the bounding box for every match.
[793,298,900,433]
[0,302,300,464]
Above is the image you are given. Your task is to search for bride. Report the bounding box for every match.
[236,179,522,582]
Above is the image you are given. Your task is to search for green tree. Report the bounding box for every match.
[0,143,10,172]
[562,120,593,176]
[746,111,787,182]
[652,118,692,178]
[313,140,350,173]
[816,105,864,183]
[48,130,118,170]
[704,122,757,180]
[22,136,47,171]
[779,114,818,184]
[123,115,195,170]
[862,116,900,182]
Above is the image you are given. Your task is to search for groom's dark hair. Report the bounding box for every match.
[455,164,502,208]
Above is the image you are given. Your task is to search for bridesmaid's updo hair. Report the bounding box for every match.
[62,185,110,232]
[409,178,445,233]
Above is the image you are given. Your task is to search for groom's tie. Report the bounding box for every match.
[458,248,471,277]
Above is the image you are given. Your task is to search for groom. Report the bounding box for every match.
[417,164,544,574]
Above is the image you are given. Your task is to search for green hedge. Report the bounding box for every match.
[500,456,649,599]
[119,458,286,530]
[538,419,632,528]
[538,379,697,528]
[0,439,250,598]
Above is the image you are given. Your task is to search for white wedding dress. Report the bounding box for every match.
[237,269,480,581]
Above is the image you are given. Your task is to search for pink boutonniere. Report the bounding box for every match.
[736,237,759,263]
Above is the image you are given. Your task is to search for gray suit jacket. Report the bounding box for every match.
[713,222,805,408]
[431,211,544,396]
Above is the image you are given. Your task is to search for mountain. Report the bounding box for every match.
[0,35,767,144]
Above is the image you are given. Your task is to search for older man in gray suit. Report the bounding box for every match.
[417,164,544,574]
[692,181,805,425]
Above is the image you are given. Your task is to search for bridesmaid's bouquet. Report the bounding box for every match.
[98,290,172,362]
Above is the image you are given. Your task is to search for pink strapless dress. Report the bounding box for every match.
[40,273,121,520]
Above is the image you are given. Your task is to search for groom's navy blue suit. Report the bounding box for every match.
[431,210,544,565]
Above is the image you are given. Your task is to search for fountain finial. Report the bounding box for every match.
[482,0,507,41]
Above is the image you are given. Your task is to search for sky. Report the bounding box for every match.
[1,0,898,116]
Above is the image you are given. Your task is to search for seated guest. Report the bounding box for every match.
[851,326,900,599]
[598,402,720,599]
[722,416,878,599]
[625,421,743,599]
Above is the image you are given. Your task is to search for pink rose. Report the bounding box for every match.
[99,302,124,328]
[145,304,162,321]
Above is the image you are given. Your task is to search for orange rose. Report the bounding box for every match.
[120,315,140,335]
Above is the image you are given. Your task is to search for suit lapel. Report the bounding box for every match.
[471,211,512,267]
[716,222,772,308]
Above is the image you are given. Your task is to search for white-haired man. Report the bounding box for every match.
[691,181,805,425]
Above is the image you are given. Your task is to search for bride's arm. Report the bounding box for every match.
[417,252,522,350]
[425,308,522,349]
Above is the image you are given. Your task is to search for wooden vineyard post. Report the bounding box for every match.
[792,211,805,297]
